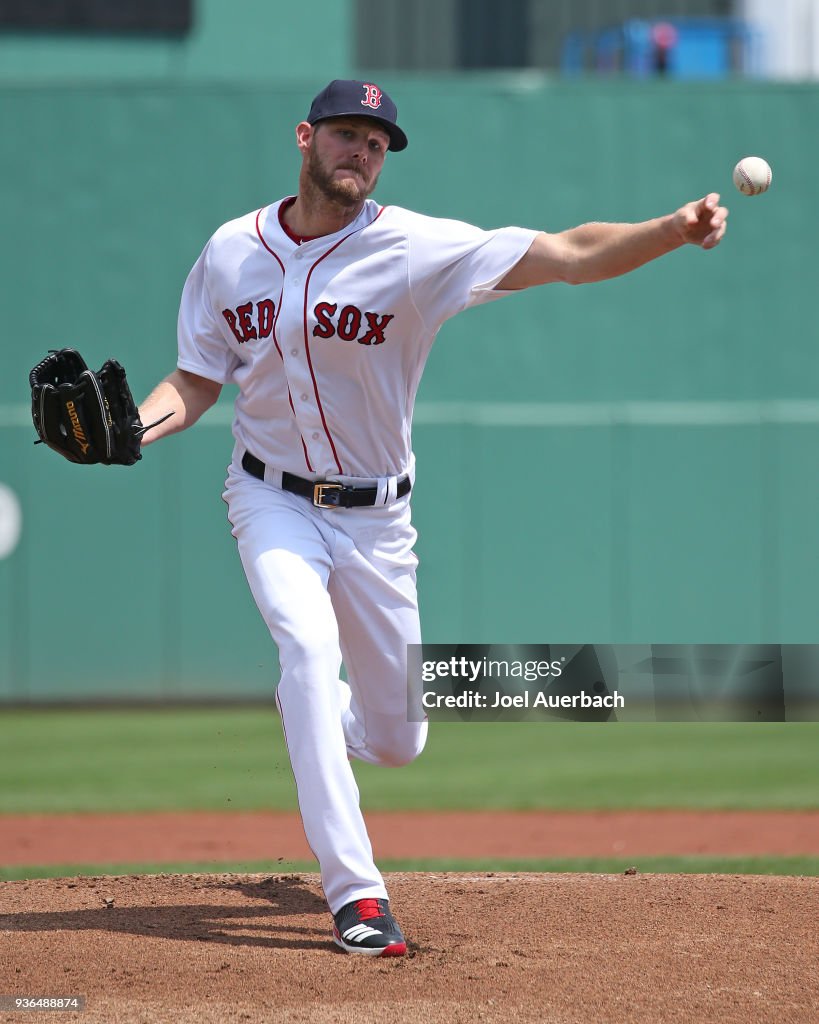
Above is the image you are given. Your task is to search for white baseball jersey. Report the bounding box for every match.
[177,199,537,480]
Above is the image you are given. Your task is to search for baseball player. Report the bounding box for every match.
[137,79,728,956]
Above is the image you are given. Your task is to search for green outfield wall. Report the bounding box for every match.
[0,0,354,84]
[1,77,817,700]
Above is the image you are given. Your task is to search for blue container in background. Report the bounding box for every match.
[562,17,759,79]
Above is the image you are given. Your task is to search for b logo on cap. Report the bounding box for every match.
[361,84,382,110]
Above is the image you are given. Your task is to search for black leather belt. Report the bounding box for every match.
[241,451,411,509]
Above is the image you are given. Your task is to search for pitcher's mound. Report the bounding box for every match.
[2,871,817,1023]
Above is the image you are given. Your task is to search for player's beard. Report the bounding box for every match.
[305,140,379,208]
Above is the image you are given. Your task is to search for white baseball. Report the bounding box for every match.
[732,156,772,196]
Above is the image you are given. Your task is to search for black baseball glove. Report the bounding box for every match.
[29,348,170,466]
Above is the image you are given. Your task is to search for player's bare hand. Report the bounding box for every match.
[672,193,729,250]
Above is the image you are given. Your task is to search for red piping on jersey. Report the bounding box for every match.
[302,205,386,476]
[255,207,313,473]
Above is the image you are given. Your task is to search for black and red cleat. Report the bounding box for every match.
[332,897,407,956]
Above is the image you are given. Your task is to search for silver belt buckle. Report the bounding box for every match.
[313,482,343,509]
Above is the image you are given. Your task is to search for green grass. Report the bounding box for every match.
[3,856,818,882]
[1,708,818,813]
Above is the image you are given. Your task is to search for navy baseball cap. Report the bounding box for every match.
[306,79,408,152]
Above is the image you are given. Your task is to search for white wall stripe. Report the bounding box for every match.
[0,409,37,428]
[409,400,819,427]
[4,399,819,430]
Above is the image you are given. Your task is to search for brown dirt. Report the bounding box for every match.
[3,812,818,1022]
[2,871,818,1024]
[2,809,819,866]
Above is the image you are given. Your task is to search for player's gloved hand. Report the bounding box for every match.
[29,348,172,466]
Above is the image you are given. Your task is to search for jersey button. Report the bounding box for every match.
[300,393,308,401]
[312,432,320,440]
[290,349,298,356]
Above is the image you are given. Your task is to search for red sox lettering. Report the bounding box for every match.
[222,299,276,344]
[312,303,395,345]
[222,299,394,346]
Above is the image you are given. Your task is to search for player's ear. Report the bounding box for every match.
[295,121,314,154]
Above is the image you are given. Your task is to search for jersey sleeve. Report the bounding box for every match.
[176,241,241,384]
[405,213,538,330]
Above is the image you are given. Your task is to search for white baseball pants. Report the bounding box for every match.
[223,456,428,913]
